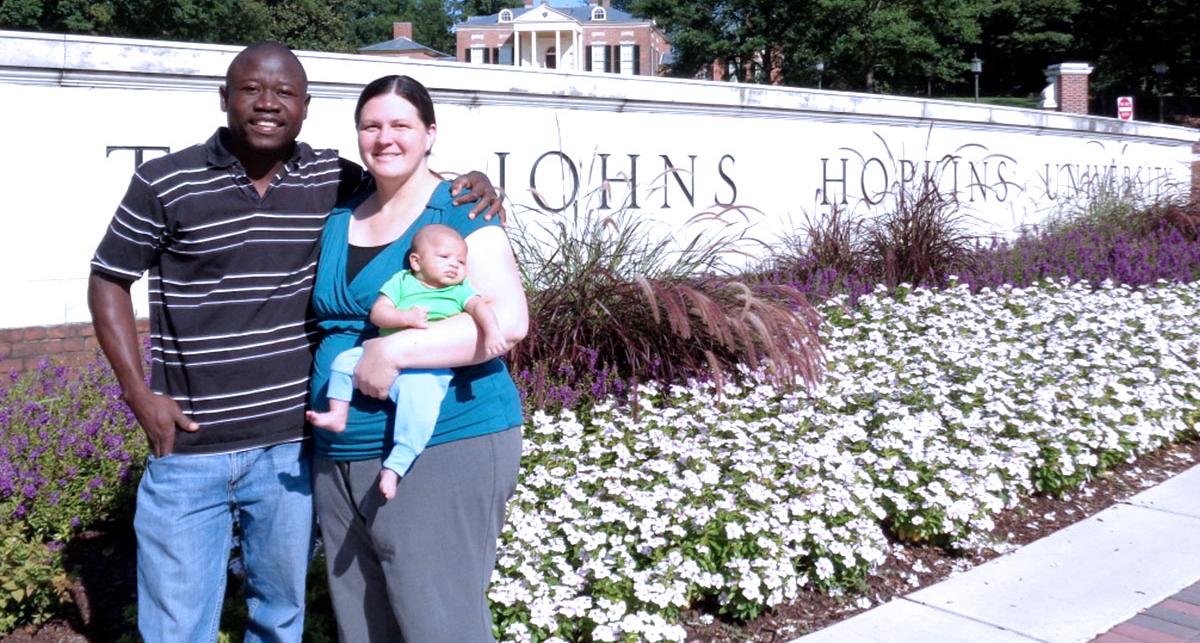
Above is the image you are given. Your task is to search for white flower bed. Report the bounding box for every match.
[490,278,1200,642]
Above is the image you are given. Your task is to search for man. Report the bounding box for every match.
[88,41,501,642]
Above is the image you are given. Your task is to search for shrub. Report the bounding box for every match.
[0,359,145,542]
[0,356,146,630]
[0,523,71,633]
[508,199,824,395]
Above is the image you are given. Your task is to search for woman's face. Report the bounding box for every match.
[356,92,436,184]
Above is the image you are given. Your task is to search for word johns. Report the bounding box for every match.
[493,151,738,212]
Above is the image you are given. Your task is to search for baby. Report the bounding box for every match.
[306,223,509,499]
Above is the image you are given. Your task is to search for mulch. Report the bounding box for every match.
[3,437,1198,643]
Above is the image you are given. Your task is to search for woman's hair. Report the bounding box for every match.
[354,75,436,127]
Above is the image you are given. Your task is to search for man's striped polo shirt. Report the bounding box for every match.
[91,128,363,455]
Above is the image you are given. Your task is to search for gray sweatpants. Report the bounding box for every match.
[313,426,522,643]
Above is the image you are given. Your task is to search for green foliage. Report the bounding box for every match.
[345,0,458,54]
[0,358,146,631]
[635,0,988,91]
[977,0,1079,96]
[217,552,338,642]
[0,0,46,29]
[630,0,1200,105]
[0,524,70,633]
[0,0,462,53]
[268,0,353,52]
[814,0,987,92]
[449,0,523,21]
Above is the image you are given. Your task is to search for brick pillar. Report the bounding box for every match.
[1044,63,1093,115]
[1192,141,1200,203]
[711,58,726,81]
[768,48,784,85]
[392,22,412,40]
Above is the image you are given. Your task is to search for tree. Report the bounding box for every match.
[344,0,459,54]
[0,0,43,29]
[977,0,1079,96]
[1070,0,1199,119]
[634,0,986,92]
[451,0,523,19]
[810,0,987,93]
[268,0,352,52]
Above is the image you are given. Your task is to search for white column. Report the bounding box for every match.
[513,30,521,67]
[571,31,578,70]
[555,30,561,70]
[531,31,538,67]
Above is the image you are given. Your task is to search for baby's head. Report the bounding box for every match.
[409,224,468,288]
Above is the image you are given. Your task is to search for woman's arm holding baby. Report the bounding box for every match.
[354,226,528,399]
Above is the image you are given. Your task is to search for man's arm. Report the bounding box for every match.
[88,272,197,456]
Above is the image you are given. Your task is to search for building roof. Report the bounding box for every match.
[457,1,649,28]
[358,36,453,58]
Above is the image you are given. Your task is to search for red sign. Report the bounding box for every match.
[1117,96,1134,121]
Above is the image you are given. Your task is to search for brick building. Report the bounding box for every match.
[359,22,454,60]
[454,0,671,76]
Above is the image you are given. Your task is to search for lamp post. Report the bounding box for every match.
[1153,62,1169,123]
[815,60,824,89]
[970,55,982,102]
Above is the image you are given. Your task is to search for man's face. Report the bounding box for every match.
[219,51,310,160]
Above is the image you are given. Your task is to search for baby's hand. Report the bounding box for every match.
[379,468,399,500]
[482,329,511,358]
[399,306,429,329]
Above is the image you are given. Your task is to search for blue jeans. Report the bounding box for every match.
[134,441,312,643]
[329,347,453,476]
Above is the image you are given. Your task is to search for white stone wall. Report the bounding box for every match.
[0,30,1195,329]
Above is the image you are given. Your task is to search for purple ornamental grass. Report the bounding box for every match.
[760,217,1200,307]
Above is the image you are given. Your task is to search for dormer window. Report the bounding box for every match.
[591,6,606,21]
[499,9,513,22]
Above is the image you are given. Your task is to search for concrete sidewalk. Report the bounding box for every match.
[793,463,1200,643]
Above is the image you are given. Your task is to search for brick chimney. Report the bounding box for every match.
[393,22,412,40]
[1045,63,1093,115]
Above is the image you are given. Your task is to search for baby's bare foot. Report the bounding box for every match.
[379,469,399,500]
[306,403,348,432]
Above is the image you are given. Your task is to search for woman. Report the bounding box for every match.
[308,75,528,642]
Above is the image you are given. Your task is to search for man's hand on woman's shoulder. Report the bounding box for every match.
[449,171,506,223]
